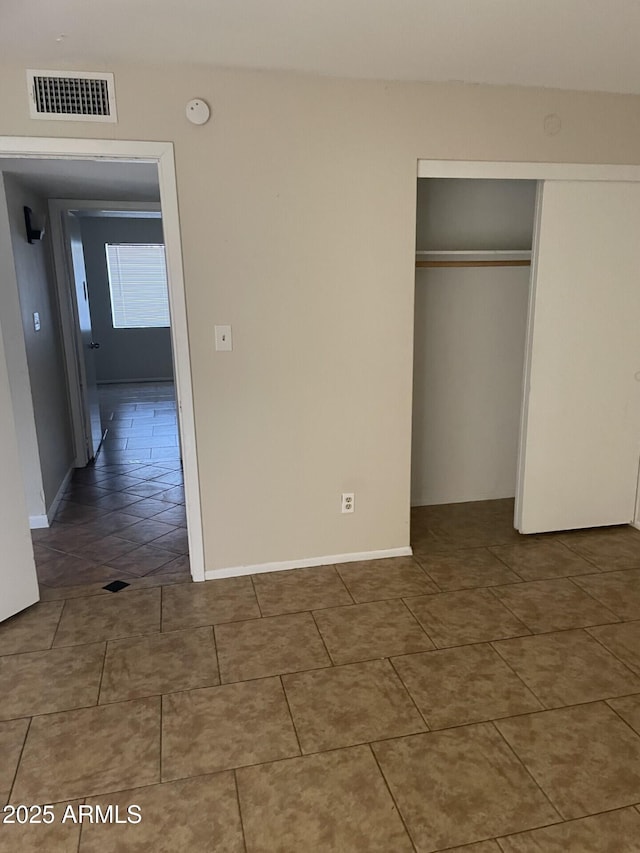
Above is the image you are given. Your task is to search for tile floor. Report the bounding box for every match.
[3,491,640,847]
[31,382,189,594]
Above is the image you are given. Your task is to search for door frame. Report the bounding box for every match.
[0,137,205,582]
[416,159,640,532]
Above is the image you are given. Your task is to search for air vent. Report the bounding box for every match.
[27,70,117,122]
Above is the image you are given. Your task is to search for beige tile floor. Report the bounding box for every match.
[3,498,640,849]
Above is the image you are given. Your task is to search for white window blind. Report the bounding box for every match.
[105,243,170,329]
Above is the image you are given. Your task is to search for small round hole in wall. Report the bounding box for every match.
[543,114,562,136]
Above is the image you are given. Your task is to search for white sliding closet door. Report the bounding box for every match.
[516,180,640,533]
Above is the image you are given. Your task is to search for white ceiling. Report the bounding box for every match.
[3,0,640,94]
[0,158,160,202]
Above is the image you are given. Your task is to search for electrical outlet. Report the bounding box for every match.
[341,492,355,513]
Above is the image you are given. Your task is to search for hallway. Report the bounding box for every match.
[31,382,189,592]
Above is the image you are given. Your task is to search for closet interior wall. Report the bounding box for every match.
[411,178,537,507]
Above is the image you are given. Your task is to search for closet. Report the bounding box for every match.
[411,178,537,510]
[413,174,640,535]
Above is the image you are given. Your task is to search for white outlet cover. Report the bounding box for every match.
[341,492,355,513]
[33,312,41,331]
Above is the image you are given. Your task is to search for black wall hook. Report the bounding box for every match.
[24,206,44,244]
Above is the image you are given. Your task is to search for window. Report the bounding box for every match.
[105,243,170,328]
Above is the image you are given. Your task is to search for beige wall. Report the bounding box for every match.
[3,175,75,513]
[2,64,640,570]
[0,173,46,520]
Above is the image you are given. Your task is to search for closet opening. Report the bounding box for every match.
[410,177,538,552]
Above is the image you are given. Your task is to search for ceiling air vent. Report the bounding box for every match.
[26,70,117,122]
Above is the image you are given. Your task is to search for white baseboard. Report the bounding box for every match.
[204,545,413,581]
[45,465,74,526]
[97,377,174,385]
[29,465,74,528]
[631,520,640,532]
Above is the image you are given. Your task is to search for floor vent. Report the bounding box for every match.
[27,70,117,122]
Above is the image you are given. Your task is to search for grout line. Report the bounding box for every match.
[489,640,549,710]
[494,804,640,848]
[7,715,32,805]
[605,695,640,737]
[409,554,444,592]
[368,743,419,853]
[332,563,358,610]
[490,719,565,822]
[159,692,164,785]
[309,609,336,665]
[211,624,223,683]
[95,641,109,706]
[387,656,431,731]
[232,769,249,853]
[410,553,444,592]
[565,575,623,622]
[558,538,603,570]
[484,586,536,635]
[248,575,263,617]
[75,802,83,853]
[47,599,67,650]
[399,597,438,648]
[332,564,356,604]
[486,546,529,583]
[216,659,364,686]
[49,598,68,648]
[582,628,640,683]
[278,675,303,757]
[554,539,604,570]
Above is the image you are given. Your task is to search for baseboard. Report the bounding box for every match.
[204,545,413,581]
[411,493,516,508]
[29,514,49,529]
[97,378,174,385]
[631,520,640,532]
[45,465,74,526]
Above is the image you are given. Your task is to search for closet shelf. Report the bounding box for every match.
[416,249,532,268]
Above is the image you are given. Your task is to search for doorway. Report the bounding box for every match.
[0,137,204,622]
[410,177,537,556]
[44,201,187,588]
[411,159,640,571]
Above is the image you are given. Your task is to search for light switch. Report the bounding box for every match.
[33,312,41,332]
[214,325,232,351]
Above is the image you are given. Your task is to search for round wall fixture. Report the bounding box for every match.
[186,99,210,125]
[543,113,562,136]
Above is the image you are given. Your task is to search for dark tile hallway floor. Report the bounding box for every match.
[4,486,640,849]
[31,382,190,593]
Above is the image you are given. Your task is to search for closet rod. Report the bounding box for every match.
[416,259,531,268]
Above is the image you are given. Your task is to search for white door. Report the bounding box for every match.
[516,180,640,533]
[0,317,39,621]
[65,214,103,460]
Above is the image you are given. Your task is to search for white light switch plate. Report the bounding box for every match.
[214,325,232,351]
